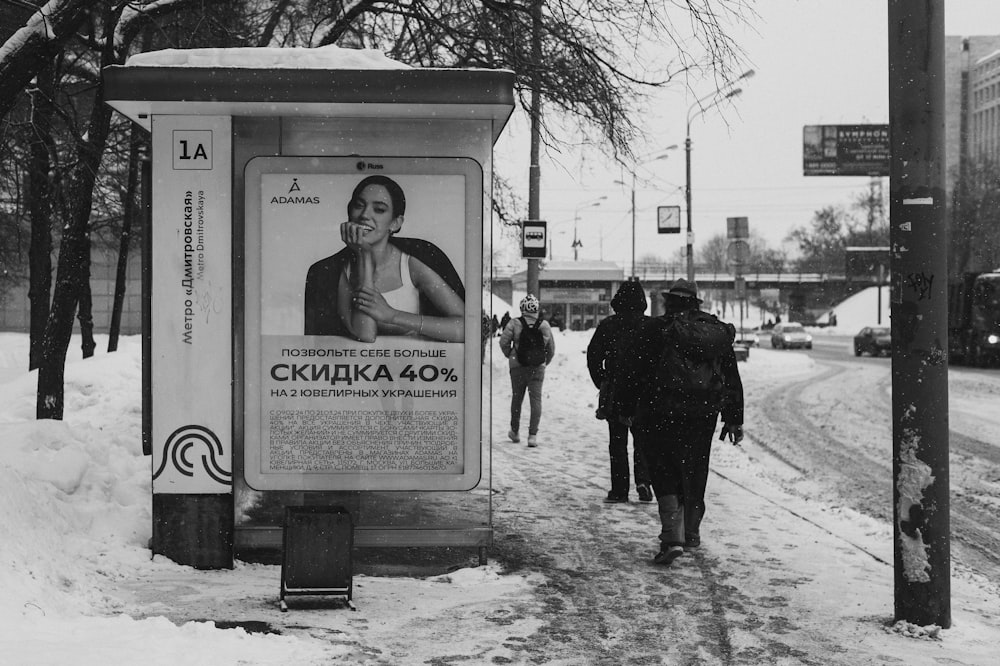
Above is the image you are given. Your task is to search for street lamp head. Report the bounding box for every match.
[724,87,743,99]
[737,69,755,81]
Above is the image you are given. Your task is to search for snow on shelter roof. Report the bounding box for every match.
[125,45,411,69]
[102,46,515,142]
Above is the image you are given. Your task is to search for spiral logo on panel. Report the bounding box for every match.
[153,425,232,485]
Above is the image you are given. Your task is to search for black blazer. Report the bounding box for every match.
[304,236,465,336]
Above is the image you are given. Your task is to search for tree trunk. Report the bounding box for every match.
[108,127,142,352]
[27,62,57,371]
[36,73,113,420]
[77,249,96,359]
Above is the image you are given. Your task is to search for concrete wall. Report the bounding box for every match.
[0,247,143,335]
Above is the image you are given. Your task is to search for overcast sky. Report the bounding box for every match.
[494,1,1000,269]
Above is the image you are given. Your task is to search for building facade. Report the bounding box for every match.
[510,260,625,330]
[946,35,1000,192]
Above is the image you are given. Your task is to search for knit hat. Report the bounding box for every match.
[519,294,540,314]
[663,278,702,303]
[610,279,648,313]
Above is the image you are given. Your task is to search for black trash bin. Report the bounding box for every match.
[280,505,354,611]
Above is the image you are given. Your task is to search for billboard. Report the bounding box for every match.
[803,124,890,176]
[243,156,483,491]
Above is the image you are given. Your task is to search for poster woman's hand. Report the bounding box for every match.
[340,221,377,252]
[353,285,396,325]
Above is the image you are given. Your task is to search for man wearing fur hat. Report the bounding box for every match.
[616,278,744,566]
[499,294,556,447]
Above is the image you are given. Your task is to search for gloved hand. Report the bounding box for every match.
[719,423,744,445]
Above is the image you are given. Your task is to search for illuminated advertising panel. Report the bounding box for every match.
[243,156,483,491]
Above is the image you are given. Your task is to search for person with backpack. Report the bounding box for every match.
[616,279,744,566]
[586,279,653,504]
[499,294,556,447]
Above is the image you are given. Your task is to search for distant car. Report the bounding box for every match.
[770,323,813,350]
[733,342,750,362]
[854,326,892,357]
[735,327,760,347]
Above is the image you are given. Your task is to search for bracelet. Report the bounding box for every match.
[418,316,424,336]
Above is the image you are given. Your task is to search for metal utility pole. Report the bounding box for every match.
[526,0,542,299]
[684,136,693,281]
[888,0,950,628]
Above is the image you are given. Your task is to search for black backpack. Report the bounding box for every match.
[516,317,547,366]
[651,310,734,413]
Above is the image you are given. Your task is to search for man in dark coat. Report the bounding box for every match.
[617,278,744,566]
[586,279,653,503]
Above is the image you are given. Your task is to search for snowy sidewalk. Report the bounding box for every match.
[482,329,1000,664]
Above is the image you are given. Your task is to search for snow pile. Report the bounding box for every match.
[885,620,943,641]
[0,336,335,664]
[818,285,891,334]
[484,291,512,320]
[125,45,410,69]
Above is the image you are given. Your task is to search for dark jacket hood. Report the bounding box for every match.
[611,281,647,313]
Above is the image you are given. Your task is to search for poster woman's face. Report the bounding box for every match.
[348,184,403,241]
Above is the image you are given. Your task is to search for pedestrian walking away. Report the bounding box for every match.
[498,311,511,336]
[499,294,556,447]
[586,279,653,504]
[617,278,744,566]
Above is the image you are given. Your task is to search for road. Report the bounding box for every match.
[750,334,1000,583]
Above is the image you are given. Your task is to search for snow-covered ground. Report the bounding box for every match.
[1,287,998,664]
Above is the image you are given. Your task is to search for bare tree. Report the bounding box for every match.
[1,0,754,419]
[0,0,99,121]
[2,1,238,419]
[699,230,786,274]
[786,205,853,274]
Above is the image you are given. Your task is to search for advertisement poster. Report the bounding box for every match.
[803,124,890,176]
[244,156,483,491]
[150,115,232,494]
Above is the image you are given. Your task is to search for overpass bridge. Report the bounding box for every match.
[503,261,883,328]
[633,271,879,321]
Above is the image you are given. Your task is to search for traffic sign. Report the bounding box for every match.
[522,220,547,258]
[726,239,750,265]
[726,216,749,239]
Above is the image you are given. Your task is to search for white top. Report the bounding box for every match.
[381,252,421,316]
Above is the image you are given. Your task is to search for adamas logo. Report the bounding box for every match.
[270,178,320,204]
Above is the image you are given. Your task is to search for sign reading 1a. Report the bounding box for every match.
[173,130,213,170]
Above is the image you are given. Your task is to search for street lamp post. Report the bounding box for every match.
[684,69,755,282]
[571,197,606,261]
[616,148,676,276]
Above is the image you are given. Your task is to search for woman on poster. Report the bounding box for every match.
[304,175,466,342]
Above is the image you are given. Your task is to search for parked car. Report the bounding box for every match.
[854,326,892,357]
[735,327,760,348]
[770,323,813,350]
